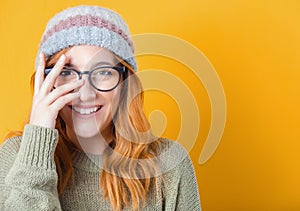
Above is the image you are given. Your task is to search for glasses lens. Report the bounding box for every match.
[54,69,78,87]
[90,67,120,90]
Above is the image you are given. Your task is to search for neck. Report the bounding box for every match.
[66,125,113,155]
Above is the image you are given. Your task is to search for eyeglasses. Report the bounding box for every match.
[45,66,126,92]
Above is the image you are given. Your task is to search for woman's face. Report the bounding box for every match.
[58,45,121,143]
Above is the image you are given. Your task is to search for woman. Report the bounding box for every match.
[0,5,201,210]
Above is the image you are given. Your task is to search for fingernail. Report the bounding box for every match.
[39,52,44,61]
[59,54,66,63]
[77,79,83,84]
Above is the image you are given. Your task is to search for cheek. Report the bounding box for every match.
[105,87,122,113]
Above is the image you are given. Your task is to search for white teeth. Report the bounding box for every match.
[72,106,100,115]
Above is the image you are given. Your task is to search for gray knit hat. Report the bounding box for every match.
[37,5,137,71]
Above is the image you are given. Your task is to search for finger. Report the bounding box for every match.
[50,92,81,112]
[45,79,84,105]
[40,54,67,95]
[34,52,46,96]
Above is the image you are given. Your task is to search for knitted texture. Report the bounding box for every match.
[0,125,201,210]
[36,5,137,71]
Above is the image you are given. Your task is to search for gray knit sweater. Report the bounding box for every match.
[0,124,201,210]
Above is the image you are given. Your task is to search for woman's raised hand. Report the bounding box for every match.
[29,53,83,128]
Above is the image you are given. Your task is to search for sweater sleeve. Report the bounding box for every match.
[0,124,62,211]
[175,153,201,210]
[161,140,201,211]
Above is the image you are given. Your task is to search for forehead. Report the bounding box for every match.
[65,45,119,68]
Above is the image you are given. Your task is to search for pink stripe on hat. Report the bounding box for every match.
[40,14,134,52]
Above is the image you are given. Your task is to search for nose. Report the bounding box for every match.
[76,75,96,101]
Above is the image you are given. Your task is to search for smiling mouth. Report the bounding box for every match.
[69,106,103,115]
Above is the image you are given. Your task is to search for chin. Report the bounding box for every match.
[59,107,113,141]
[74,130,101,139]
[72,124,102,138]
[73,120,112,139]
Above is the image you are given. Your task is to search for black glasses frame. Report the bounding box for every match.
[45,66,126,92]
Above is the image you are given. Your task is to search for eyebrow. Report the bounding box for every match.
[64,61,115,69]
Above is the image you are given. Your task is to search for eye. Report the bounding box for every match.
[60,69,76,76]
[92,68,116,78]
[96,69,113,76]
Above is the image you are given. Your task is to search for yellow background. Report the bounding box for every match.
[1,0,300,210]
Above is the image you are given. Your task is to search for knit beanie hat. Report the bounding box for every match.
[37,5,137,71]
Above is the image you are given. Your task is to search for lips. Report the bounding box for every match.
[68,105,103,115]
